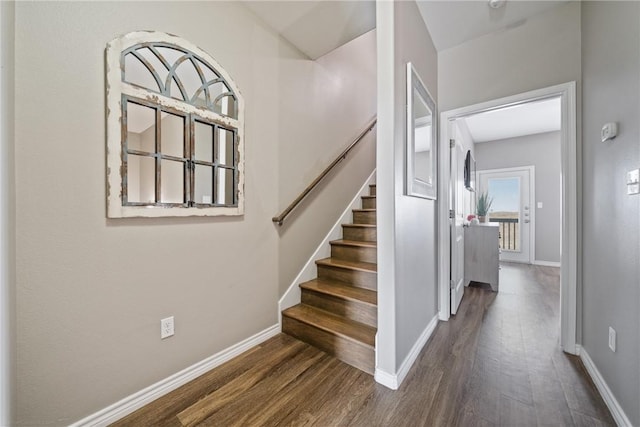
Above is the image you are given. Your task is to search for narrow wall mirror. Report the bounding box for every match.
[406,62,437,200]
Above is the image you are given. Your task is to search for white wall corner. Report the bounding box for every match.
[69,324,280,427]
[578,346,633,427]
[374,368,399,390]
[277,170,377,326]
[375,314,439,390]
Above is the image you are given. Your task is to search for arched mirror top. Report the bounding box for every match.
[109,31,242,121]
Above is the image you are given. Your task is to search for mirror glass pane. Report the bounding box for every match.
[175,60,202,103]
[136,48,169,89]
[413,88,432,184]
[160,160,184,204]
[208,82,227,105]
[194,122,213,162]
[155,46,185,67]
[217,128,234,166]
[215,168,235,205]
[127,155,155,203]
[169,77,184,101]
[194,164,213,204]
[126,102,156,153]
[214,94,236,118]
[160,112,184,158]
[124,53,159,92]
[196,59,219,82]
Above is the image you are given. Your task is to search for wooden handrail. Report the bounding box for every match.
[272,117,377,226]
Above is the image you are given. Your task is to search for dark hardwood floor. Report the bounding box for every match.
[112,263,615,426]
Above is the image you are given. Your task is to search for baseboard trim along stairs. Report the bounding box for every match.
[282,183,378,374]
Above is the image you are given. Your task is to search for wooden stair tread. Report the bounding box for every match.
[316,257,377,273]
[282,304,375,348]
[361,195,376,199]
[300,279,377,306]
[342,224,376,228]
[329,239,377,248]
[352,209,376,213]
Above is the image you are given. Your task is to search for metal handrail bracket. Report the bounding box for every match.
[272,117,377,226]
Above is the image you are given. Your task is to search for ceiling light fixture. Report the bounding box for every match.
[488,0,506,9]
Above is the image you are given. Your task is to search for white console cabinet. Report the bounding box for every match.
[464,223,499,292]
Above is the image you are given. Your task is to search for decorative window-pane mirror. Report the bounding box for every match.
[106,31,244,218]
[406,62,437,200]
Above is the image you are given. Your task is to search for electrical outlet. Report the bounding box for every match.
[161,316,174,339]
[608,327,616,352]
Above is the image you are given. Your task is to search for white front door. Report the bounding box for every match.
[450,139,466,314]
[478,167,534,264]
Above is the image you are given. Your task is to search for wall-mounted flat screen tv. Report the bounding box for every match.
[464,150,475,192]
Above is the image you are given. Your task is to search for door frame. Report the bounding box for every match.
[437,82,578,355]
[477,165,536,264]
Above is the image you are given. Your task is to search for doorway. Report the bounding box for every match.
[437,82,578,355]
[478,166,535,264]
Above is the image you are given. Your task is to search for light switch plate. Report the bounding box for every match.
[609,327,616,352]
[537,202,543,209]
[627,169,639,184]
[601,122,618,143]
[628,183,640,195]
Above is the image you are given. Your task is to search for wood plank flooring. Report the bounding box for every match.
[112,263,615,426]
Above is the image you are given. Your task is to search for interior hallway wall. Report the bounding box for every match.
[475,131,561,264]
[438,1,581,113]
[376,0,438,380]
[13,2,374,425]
[276,30,376,296]
[0,1,16,424]
[581,2,640,424]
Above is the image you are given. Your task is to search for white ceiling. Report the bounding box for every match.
[416,0,569,51]
[460,97,561,143]
[243,1,569,60]
[243,1,375,59]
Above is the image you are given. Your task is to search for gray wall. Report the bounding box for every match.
[277,30,376,296]
[582,2,640,424]
[475,131,561,263]
[438,1,581,113]
[0,1,15,424]
[12,2,375,425]
[376,0,439,377]
[393,0,439,369]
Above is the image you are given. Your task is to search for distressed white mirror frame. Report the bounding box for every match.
[105,31,245,218]
[406,62,437,200]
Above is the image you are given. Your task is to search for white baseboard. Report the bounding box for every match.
[70,324,280,427]
[577,345,633,427]
[533,260,561,267]
[374,368,398,390]
[278,170,377,322]
[375,314,439,390]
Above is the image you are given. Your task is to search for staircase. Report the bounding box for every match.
[282,184,377,374]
